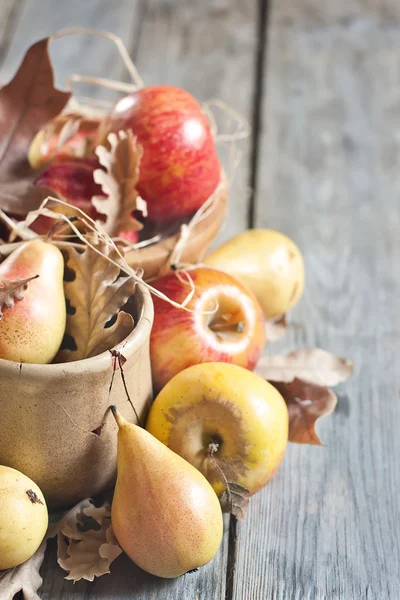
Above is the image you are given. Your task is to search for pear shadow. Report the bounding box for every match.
[40,538,201,599]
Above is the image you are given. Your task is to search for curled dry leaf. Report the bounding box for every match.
[264,314,287,343]
[219,482,250,520]
[0,540,46,600]
[92,130,147,236]
[56,244,136,362]
[0,275,39,319]
[56,500,122,583]
[271,378,338,445]
[256,348,354,387]
[0,38,70,215]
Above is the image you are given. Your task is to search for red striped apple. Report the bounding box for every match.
[100,86,221,221]
[150,267,265,392]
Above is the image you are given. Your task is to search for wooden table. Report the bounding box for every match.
[1,1,400,598]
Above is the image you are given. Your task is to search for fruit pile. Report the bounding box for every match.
[0,226,303,580]
[3,83,223,250]
[0,33,352,595]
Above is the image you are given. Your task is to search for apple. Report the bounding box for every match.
[34,160,103,214]
[149,267,265,392]
[146,362,289,496]
[28,113,100,169]
[99,86,221,221]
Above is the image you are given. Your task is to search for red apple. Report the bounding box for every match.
[29,160,104,235]
[28,114,100,169]
[150,267,266,392]
[34,161,103,212]
[100,86,221,221]
[32,161,143,240]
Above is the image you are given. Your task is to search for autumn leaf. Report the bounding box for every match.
[56,244,136,362]
[208,443,250,519]
[264,315,288,343]
[256,348,354,387]
[0,38,71,215]
[0,275,39,318]
[271,378,338,445]
[219,482,250,520]
[56,500,122,583]
[0,540,46,600]
[92,129,147,235]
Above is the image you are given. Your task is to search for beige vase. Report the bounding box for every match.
[0,284,154,507]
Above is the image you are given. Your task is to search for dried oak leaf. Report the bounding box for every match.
[0,539,46,600]
[256,348,354,387]
[264,314,288,343]
[92,129,147,236]
[55,500,122,583]
[0,275,39,319]
[219,482,250,520]
[56,244,136,362]
[271,378,338,445]
[0,38,71,215]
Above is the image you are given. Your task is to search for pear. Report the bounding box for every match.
[0,239,66,363]
[0,465,48,570]
[110,406,223,578]
[204,229,305,319]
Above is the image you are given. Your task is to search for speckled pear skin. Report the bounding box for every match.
[0,239,66,364]
[111,408,223,578]
[0,284,153,507]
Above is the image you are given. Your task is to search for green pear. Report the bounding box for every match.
[204,229,305,319]
[111,406,223,578]
[0,465,48,570]
[0,239,66,363]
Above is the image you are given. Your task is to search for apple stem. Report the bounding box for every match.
[208,443,232,507]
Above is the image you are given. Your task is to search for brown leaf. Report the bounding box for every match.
[92,130,147,235]
[256,348,354,387]
[0,38,70,215]
[264,314,287,343]
[0,275,39,319]
[219,482,250,520]
[56,244,136,362]
[56,500,122,583]
[0,539,46,600]
[271,378,338,445]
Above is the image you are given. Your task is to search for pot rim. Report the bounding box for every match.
[0,283,154,379]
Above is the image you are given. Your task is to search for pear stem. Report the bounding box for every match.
[110,405,124,428]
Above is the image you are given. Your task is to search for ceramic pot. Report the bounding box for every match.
[0,283,153,507]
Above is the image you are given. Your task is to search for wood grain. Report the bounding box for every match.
[232,1,400,598]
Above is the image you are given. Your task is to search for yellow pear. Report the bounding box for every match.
[0,239,66,363]
[204,229,305,319]
[0,466,48,570]
[110,406,223,578]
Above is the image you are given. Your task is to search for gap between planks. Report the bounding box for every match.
[247,0,270,228]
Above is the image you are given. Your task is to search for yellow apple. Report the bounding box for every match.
[146,362,289,496]
[204,229,305,319]
[0,466,48,570]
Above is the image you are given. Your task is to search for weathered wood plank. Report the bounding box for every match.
[0,0,26,71]
[0,0,143,100]
[233,1,400,598]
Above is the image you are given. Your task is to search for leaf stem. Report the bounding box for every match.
[117,353,143,428]
[208,443,232,508]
